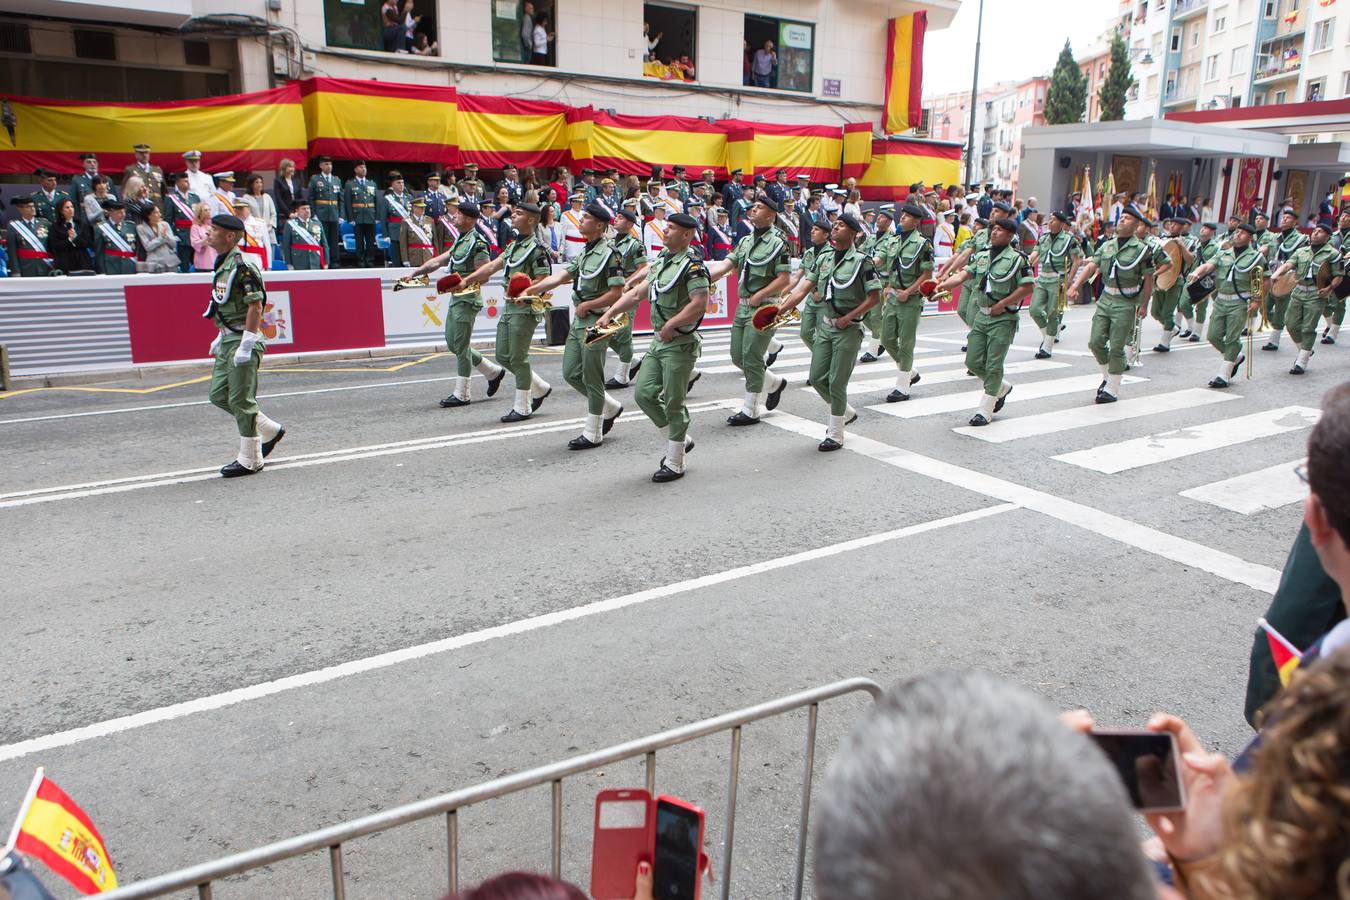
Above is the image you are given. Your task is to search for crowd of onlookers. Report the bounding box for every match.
[382,0,437,56]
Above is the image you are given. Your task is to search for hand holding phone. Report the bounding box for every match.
[652,796,705,900]
[1089,729,1185,813]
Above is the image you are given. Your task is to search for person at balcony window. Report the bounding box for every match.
[531,11,552,66]
[401,0,421,52]
[643,22,661,62]
[752,40,776,88]
[520,1,535,59]
[742,39,752,85]
[411,31,438,55]
[382,5,401,52]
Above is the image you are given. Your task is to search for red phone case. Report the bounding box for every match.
[590,788,653,900]
[652,794,706,900]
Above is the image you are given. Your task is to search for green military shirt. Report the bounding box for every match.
[206,246,266,334]
[648,249,710,348]
[1212,244,1264,301]
[1034,229,1080,284]
[612,233,646,277]
[884,228,934,290]
[862,228,895,264]
[728,227,791,302]
[280,215,327,270]
[1287,243,1343,299]
[342,178,378,225]
[1333,228,1350,251]
[93,217,139,275]
[814,244,883,315]
[502,235,552,318]
[1091,235,1159,301]
[30,189,72,223]
[969,245,1034,311]
[1253,228,1278,264]
[799,244,824,302]
[306,172,342,223]
[565,237,624,304]
[445,229,491,278]
[1270,228,1309,269]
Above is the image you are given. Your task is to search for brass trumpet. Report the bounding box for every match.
[751,304,801,332]
[1055,274,1068,315]
[1247,265,1265,379]
[584,312,631,345]
[514,294,553,314]
[392,273,429,291]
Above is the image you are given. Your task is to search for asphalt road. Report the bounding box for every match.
[0,304,1340,898]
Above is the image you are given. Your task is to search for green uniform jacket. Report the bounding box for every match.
[161,189,202,241]
[1286,243,1343,299]
[399,214,438,267]
[342,178,379,224]
[501,236,553,318]
[565,238,625,303]
[970,245,1034,308]
[813,243,883,314]
[1212,245,1264,299]
[30,189,72,223]
[5,217,52,276]
[862,229,895,265]
[379,190,415,236]
[884,228,934,289]
[648,249,710,347]
[800,244,825,300]
[444,229,492,303]
[280,216,328,270]
[1034,230,1080,285]
[93,217,139,275]
[1270,228,1309,273]
[728,228,791,301]
[307,173,343,223]
[1254,229,1278,264]
[1333,228,1350,251]
[611,233,646,277]
[208,246,267,334]
[1090,235,1160,300]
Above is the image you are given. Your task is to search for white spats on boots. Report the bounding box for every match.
[1159,324,1175,348]
[529,371,551,399]
[1105,372,1123,397]
[513,389,532,416]
[610,362,630,385]
[826,414,845,442]
[665,438,686,473]
[1039,328,1053,353]
[603,393,622,418]
[867,337,882,356]
[475,357,503,379]
[768,338,784,355]
[741,392,761,419]
[583,413,604,444]
[256,414,281,443]
[452,376,471,401]
[237,436,263,471]
[1215,360,1233,386]
[1293,348,1312,373]
[895,369,913,391]
[1183,316,1197,335]
[1267,330,1282,348]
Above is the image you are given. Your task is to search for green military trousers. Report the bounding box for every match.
[1029,280,1064,337]
[494,311,540,386]
[1150,282,1183,331]
[608,321,634,364]
[1267,291,1291,333]
[729,301,775,392]
[1207,296,1249,362]
[445,298,485,377]
[798,299,821,352]
[863,304,883,341]
[563,311,610,415]
[209,334,264,437]
[1286,288,1327,352]
[1088,293,1139,376]
[879,294,923,372]
[966,310,1018,397]
[634,337,700,441]
[809,319,864,416]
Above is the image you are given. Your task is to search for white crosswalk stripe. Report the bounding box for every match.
[953,388,1240,442]
[699,347,942,376]
[868,373,1148,419]
[812,359,1071,396]
[1053,406,1321,474]
[1180,458,1308,515]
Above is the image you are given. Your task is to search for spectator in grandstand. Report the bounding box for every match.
[538,185,561,220]
[382,4,402,52]
[497,165,523,205]
[273,159,302,229]
[842,189,862,222]
[520,1,535,59]
[400,0,421,52]
[48,199,91,274]
[644,22,660,61]
[122,175,155,224]
[531,11,552,66]
[538,202,563,261]
[136,205,180,274]
[81,175,111,226]
[243,175,277,248]
[190,202,216,270]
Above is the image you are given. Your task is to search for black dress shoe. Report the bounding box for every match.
[261,427,286,457]
[1178,329,1193,339]
[846,411,858,425]
[605,376,629,390]
[1153,344,1170,353]
[500,409,532,423]
[652,464,684,483]
[1095,390,1117,404]
[659,439,695,469]
[859,352,878,363]
[876,346,887,359]
[568,434,602,450]
[961,344,968,352]
[1322,333,1336,345]
[531,386,552,411]
[968,413,991,426]
[886,389,910,403]
[1187,333,1201,342]
[1230,354,1245,378]
[1035,348,1052,359]
[765,379,787,411]
[818,437,843,451]
[603,405,622,434]
[628,357,643,379]
[1262,342,1279,351]
[994,386,1012,413]
[909,372,921,386]
[1290,364,1305,375]
[726,411,760,426]
[485,369,505,397]
[439,395,470,408]
[1208,377,1229,389]
[765,347,780,368]
[220,460,260,478]
[686,370,702,392]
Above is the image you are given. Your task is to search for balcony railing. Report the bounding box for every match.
[1253,54,1302,82]
[1173,0,1207,21]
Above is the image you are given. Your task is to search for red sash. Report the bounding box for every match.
[288,228,326,268]
[241,242,269,269]
[101,248,135,258]
[565,234,586,243]
[409,243,433,250]
[18,248,53,259]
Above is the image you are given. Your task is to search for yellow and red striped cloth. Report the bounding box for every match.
[883,12,927,135]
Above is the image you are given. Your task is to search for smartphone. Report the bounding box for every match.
[651,795,705,900]
[1090,729,1186,813]
[590,788,653,900]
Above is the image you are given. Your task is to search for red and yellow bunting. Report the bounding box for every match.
[883,12,927,135]
[856,137,961,201]
[301,78,456,164]
[456,94,570,171]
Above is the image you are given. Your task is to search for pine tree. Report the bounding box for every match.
[1098,31,1132,121]
[1045,39,1087,124]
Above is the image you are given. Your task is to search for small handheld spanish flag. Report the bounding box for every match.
[3,769,117,894]
[1258,618,1304,688]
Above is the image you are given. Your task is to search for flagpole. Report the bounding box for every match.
[1,767,43,859]
[1258,617,1304,658]
[963,0,985,186]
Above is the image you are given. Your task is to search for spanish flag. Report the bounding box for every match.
[883,12,927,135]
[1258,618,1303,687]
[4,769,117,894]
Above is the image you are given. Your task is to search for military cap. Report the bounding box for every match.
[580,168,595,176]
[503,163,518,171]
[796,173,810,181]
[79,152,97,161]
[1278,207,1298,219]
[702,168,715,176]
[231,197,248,208]
[730,167,743,176]
[1200,221,1218,230]
[169,171,188,182]
[775,168,786,175]
[182,150,201,160]
[673,165,686,173]
[1161,215,1183,225]
[668,212,699,229]
[974,216,990,227]
[215,171,235,182]
[211,213,244,231]
[132,143,150,151]
[425,171,441,180]
[754,195,780,212]
[584,201,613,222]
[317,156,333,163]
[1051,210,1071,225]
[601,177,616,186]
[32,168,55,178]
[293,197,310,207]
[604,167,618,176]
[457,201,481,218]
[9,196,33,206]
[617,208,638,224]
[387,170,404,182]
[101,199,125,210]
[410,196,426,207]
[665,181,681,191]
[1120,204,1151,225]
[569,193,585,203]
[899,202,926,219]
[687,198,705,208]
[516,201,541,215]
[464,161,479,169]
[837,213,864,232]
[1236,222,1259,235]
[753,173,767,183]
[990,217,1018,233]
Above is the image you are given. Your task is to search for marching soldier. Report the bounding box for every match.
[879,202,933,402]
[1027,210,1081,358]
[1148,217,1193,353]
[459,202,554,422]
[399,196,438,268]
[93,200,138,275]
[457,162,484,199]
[793,218,832,360]
[605,207,648,390]
[307,157,343,268]
[527,202,626,449]
[207,172,238,218]
[5,197,52,276]
[705,196,792,426]
[122,143,164,202]
[1251,210,1277,263]
[859,206,897,363]
[1262,208,1309,352]
[379,171,415,267]
[279,198,327,270]
[1270,221,1343,375]
[30,169,70,223]
[1325,209,1350,344]
[1068,206,1167,403]
[1179,222,1220,341]
[342,162,379,268]
[777,214,880,450]
[1185,222,1263,389]
[161,171,201,272]
[936,217,1034,426]
[406,201,507,408]
[203,213,285,477]
[596,212,708,482]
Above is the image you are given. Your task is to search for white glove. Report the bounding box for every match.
[233,330,260,367]
[209,331,222,356]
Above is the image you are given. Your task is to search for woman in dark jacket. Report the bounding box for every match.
[48,198,92,273]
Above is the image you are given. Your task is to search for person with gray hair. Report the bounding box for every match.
[814,670,1158,900]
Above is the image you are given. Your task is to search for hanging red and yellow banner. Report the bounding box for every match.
[841,122,874,180]
[587,111,729,177]
[722,121,843,183]
[856,137,960,201]
[0,84,306,175]
[882,11,927,135]
[300,78,456,164]
[456,94,569,171]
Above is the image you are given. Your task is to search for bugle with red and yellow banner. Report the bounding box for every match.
[883,12,927,134]
[4,769,117,895]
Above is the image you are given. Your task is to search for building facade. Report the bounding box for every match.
[923,76,1045,190]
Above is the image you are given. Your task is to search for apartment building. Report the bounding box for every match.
[922,76,1046,188]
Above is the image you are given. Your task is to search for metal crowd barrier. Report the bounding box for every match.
[101,678,883,900]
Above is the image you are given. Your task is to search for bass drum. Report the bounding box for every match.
[1155,239,1184,289]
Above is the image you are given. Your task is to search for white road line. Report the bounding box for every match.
[0,502,1017,763]
[868,374,1148,419]
[954,388,1239,442]
[761,412,1281,594]
[1180,458,1308,515]
[700,348,941,377]
[832,360,1071,396]
[0,401,730,508]
[1054,406,1320,474]
[916,335,1097,357]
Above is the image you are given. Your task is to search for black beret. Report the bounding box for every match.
[617,208,638,224]
[810,218,831,232]
[992,201,1013,214]
[211,213,244,232]
[990,217,1018,233]
[1236,223,1259,235]
[584,201,613,222]
[1313,221,1334,234]
[516,201,541,215]
[668,212,699,229]
[837,213,864,232]
[974,216,990,227]
[1120,205,1152,226]
[1201,221,1219,230]
[1051,210,1071,225]
[457,201,481,218]
[898,202,926,219]
[1252,209,1268,218]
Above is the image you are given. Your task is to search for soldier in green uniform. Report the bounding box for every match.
[792,219,831,359]
[604,207,648,389]
[1027,210,1081,358]
[307,157,343,268]
[937,217,1034,425]
[162,171,201,272]
[203,213,285,477]
[1270,222,1343,375]
[598,213,707,481]
[1252,210,1277,263]
[1178,221,1219,341]
[1068,206,1168,403]
[1262,208,1308,352]
[945,216,992,339]
[779,213,880,450]
[460,202,554,422]
[342,162,379,268]
[70,153,112,220]
[30,169,71,224]
[704,196,792,426]
[859,206,897,363]
[1147,217,1193,353]
[407,201,507,408]
[279,198,328,270]
[5,197,52,276]
[1324,209,1350,344]
[878,202,933,402]
[93,200,139,275]
[1185,222,1263,389]
[528,202,627,449]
